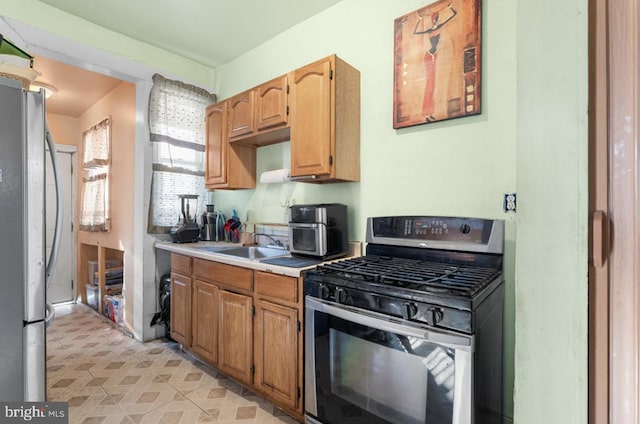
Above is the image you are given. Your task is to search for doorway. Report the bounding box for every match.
[46,146,76,304]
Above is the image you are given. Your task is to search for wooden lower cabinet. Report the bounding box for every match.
[191,279,218,365]
[254,299,299,409]
[170,258,303,421]
[218,290,253,385]
[170,271,192,347]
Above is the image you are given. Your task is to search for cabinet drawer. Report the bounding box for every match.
[255,272,298,304]
[171,254,192,275]
[194,258,253,292]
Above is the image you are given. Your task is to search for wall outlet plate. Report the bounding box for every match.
[504,193,517,212]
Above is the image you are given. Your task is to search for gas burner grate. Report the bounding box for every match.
[315,255,501,297]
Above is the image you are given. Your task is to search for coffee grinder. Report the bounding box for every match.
[169,194,200,243]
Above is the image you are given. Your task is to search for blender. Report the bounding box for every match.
[169,194,200,243]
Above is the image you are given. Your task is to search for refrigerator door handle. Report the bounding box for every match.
[45,121,63,290]
[45,302,55,328]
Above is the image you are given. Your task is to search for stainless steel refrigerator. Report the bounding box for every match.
[0,76,62,401]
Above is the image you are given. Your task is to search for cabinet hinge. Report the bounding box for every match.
[251,305,255,317]
[329,155,333,166]
[297,387,301,399]
[71,279,74,290]
[286,105,289,115]
[329,69,333,80]
[71,222,74,232]
[286,84,289,94]
[297,320,301,332]
[250,365,255,375]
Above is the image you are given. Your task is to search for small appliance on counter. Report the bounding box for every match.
[169,194,200,243]
[201,204,225,241]
[288,203,348,260]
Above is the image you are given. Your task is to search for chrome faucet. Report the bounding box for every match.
[251,233,286,249]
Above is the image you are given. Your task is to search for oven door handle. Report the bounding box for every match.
[306,297,473,352]
[289,222,321,228]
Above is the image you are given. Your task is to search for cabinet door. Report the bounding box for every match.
[290,57,332,177]
[170,272,191,346]
[191,279,218,365]
[218,290,253,384]
[255,75,288,131]
[254,299,299,409]
[228,90,254,139]
[205,102,227,186]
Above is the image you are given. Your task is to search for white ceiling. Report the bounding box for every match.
[35,0,343,68]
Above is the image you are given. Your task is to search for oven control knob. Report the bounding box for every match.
[402,302,418,320]
[335,288,348,303]
[427,307,444,326]
[318,284,331,300]
[460,223,471,234]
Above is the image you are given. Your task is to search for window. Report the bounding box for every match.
[79,117,111,231]
[147,74,216,233]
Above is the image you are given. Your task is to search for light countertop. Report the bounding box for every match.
[155,240,342,277]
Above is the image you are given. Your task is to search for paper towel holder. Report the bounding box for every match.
[259,168,291,184]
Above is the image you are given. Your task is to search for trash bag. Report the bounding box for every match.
[150,274,172,340]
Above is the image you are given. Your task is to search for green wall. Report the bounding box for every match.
[514,0,588,423]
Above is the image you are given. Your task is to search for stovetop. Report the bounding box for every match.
[304,216,505,317]
[312,254,501,298]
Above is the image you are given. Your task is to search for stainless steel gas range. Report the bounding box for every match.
[304,216,505,424]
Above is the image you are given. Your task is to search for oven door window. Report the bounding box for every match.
[310,309,469,424]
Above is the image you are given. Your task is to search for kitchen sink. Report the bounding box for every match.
[190,245,231,253]
[216,246,289,260]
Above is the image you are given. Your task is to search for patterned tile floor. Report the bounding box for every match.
[47,303,301,424]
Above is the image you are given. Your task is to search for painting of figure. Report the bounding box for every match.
[394,0,481,128]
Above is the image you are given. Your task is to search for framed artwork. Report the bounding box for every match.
[393,0,482,129]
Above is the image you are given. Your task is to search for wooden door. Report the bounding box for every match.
[255,75,288,131]
[191,279,218,365]
[290,57,332,177]
[170,272,191,346]
[228,90,254,139]
[589,0,640,422]
[254,299,298,409]
[218,290,253,384]
[205,102,227,186]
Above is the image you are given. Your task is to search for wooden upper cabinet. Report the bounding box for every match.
[290,55,360,182]
[228,90,255,139]
[290,58,332,178]
[205,101,227,186]
[204,54,359,186]
[205,100,256,190]
[255,75,288,131]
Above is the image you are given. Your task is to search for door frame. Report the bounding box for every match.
[589,0,640,422]
[51,144,77,303]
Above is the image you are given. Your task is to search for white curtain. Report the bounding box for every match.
[80,118,110,232]
[147,74,216,233]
